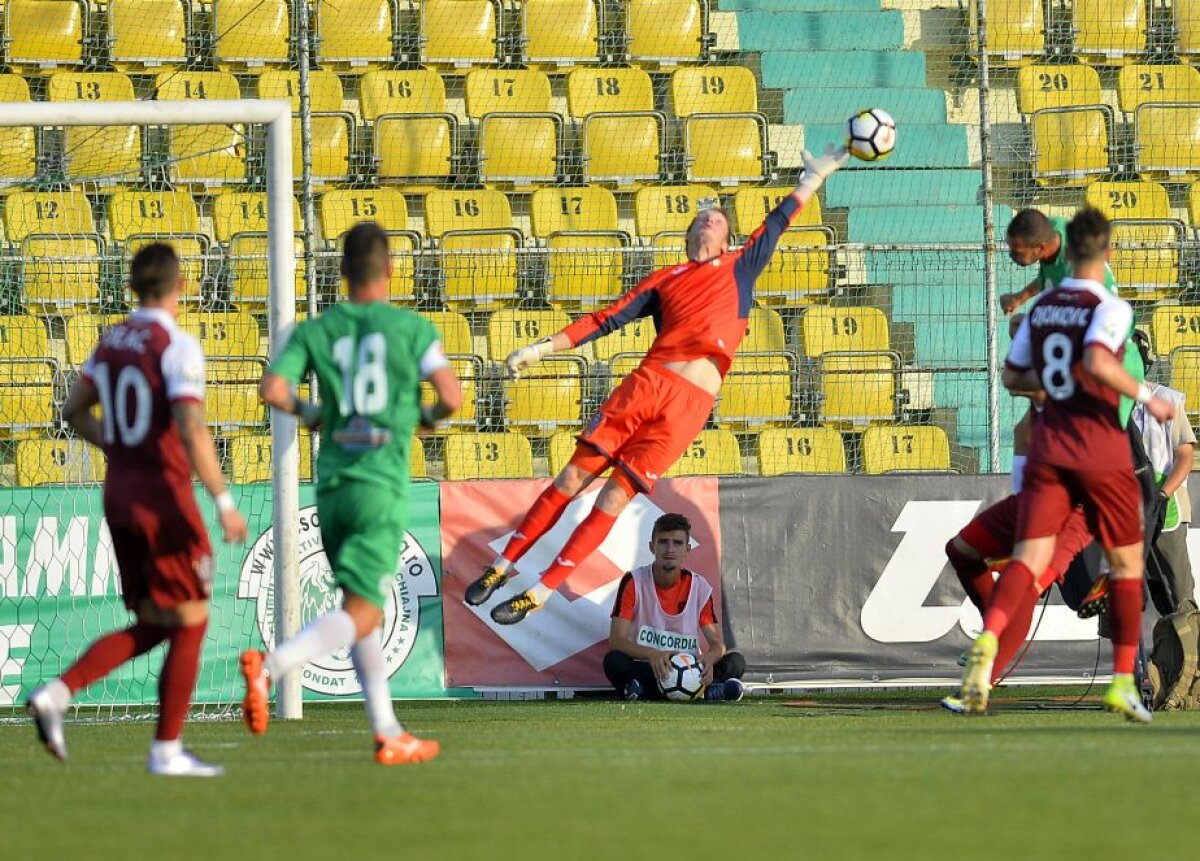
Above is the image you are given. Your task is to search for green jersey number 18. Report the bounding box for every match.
[332,333,388,416]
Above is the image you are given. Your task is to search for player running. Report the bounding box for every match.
[26,243,249,777]
[956,208,1176,721]
[240,222,460,765]
[465,144,850,625]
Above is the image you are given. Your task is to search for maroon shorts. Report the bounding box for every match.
[960,494,1094,589]
[579,362,715,494]
[105,483,213,611]
[1016,458,1143,550]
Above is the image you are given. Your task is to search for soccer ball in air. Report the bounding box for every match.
[657,652,704,702]
[847,108,897,162]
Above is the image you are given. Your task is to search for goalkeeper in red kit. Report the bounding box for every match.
[465,144,850,624]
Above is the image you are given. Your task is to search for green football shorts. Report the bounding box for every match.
[316,481,407,609]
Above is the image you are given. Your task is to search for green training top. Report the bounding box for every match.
[270,302,439,490]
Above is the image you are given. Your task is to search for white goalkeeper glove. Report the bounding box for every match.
[505,338,554,381]
[798,143,851,194]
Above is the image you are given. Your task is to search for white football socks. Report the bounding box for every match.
[43,678,71,710]
[529,582,553,604]
[489,556,511,577]
[351,629,403,739]
[265,610,357,680]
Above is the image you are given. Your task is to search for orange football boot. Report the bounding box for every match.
[239,650,271,735]
[374,732,440,765]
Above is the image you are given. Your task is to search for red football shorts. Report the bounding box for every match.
[105,480,213,611]
[959,494,1094,589]
[1016,458,1144,550]
[578,362,715,494]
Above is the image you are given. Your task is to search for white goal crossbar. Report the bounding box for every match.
[0,99,303,719]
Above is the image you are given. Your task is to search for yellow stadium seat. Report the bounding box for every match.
[634,185,718,237]
[523,0,599,66]
[6,0,86,71]
[444,432,534,480]
[1169,349,1200,419]
[755,229,834,306]
[109,0,188,71]
[591,321,654,363]
[756,427,846,476]
[670,67,758,118]
[742,307,786,353]
[685,115,766,185]
[315,0,395,72]
[226,234,308,304]
[1109,221,1183,301]
[1135,105,1200,181]
[207,384,265,429]
[1072,0,1146,65]
[108,190,202,242]
[716,354,792,429]
[63,313,125,366]
[0,75,35,187]
[0,315,50,360]
[1190,182,1200,229]
[1152,306,1200,355]
[1084,180,1172,220]
[505,356,584,434]
[214,0,291,72]
[861,425,951,474]
[968,0,1043,66]
[155,71,247,186]
[410,437,428,479]
[487,309,571,361]
[1117,65,1200,115]
[732,186,822,235]
[424,190,520,306]
[155,70,241,103]
[5,190,101,308]
[1179,2,1200,62]
[548,431,590,475]
[422,0,499,68]
[0,347,55,435]
[178,311,261,357]
[212,192,302,242]
[421,356,478,430]
[647,233,687,269]
[5,189,95,241]
[665,430,740,477]
[545,233,627,309]
[581,112,663,186]
[818,353,897,427]
[1015,65,1101,114]
[478,113,561,186]
[531,187,619,235]
[627,0,703,66]
[292,115,354,185]
[606,355,642,391]
[359,70,447,121]
[419,310,475,357]
[800,306,890,356]
[224,432,313,483]
[322,189,412,239]
[15,437,103,486]
[425,189,511,236]
[375,115,456,183]
[256,70,344,113]
[48,72,142,182]
[565,68,654,118]
[465,69,552,118]
[1031,107,1111,186]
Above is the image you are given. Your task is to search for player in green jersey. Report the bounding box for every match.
[239,222,461,765]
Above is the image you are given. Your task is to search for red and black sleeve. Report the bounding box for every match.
[561,270,667,348]
[610,572,636,620]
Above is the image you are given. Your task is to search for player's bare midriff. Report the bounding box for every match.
[661,357,722,396]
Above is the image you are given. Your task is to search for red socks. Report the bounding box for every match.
[501,484,574,565]
[992,587,1040,684]
[984,560,1036,636]
[946,540,993,611]
[539,507,619,590]
[60,623,168,694]
[1108,578,1143,676]
[156,622,207,742]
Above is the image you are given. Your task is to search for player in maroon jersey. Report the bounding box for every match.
[26,243,248,776]
[463,145,850,625]
[955,208,1175,720]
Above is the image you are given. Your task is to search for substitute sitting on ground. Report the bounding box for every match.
[603,513,745,702]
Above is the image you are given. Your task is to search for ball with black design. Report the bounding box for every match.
[847,108,897,162]
[657,652,704,702]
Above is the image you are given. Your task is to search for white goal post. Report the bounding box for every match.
[0,99,303,720]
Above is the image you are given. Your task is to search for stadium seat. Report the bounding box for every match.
[154,71,247,187]
[1084,180,1172,220]
[670,67,758,117]
[315,0,395,72]
[756,229,834,306]
[606,355,643,391]
[0,75,35,188]
[1190,182,1200,230]
[443,432,533,480]
[0,315,51,361]
[359,70,447,120]
[634,185,718,237]
[531,187,626,309]
[255,72,352,185]
[565,68,655,118]
[419,310,475,357]
[421,356,479,430]
[504,356,585,434]
[478,113,561,186]
[800,306,890,357]
[177,311,262,357]
[581,112,664,186]
[968,0,1043,66]
[1030,106,1112,186]
[756,427,846,476]
[523,0,599,66]
[716,354,792,429]
[421,0,499,69]
[375,115,456,183]
[1116,65,1200,116]
[63,313,125,366]
[684,115,767,185]
[817,353,897,427]
[224,432,314,483]
[487,309,571,361]
[207,358,267,428]
[1071,0,1146,65]
[1169,348,1200,419]
[732,187,823,234]
[0,318,55,434]
[212,191,302,243]
[6,0,86,71]
[410,437,428,480]
[320,189,416,300]
[465,69,552,118]
[531,187,619,235]
[5,189,102,308]
[861,425,951,474]
[14,437,103,486]
[1151,305,1200,355]
[1015,65,1102,114]
[226,235,308,305]
[665,430,740,478]
[1179,1,1200,62]
[742,307,786,353]
[1135,105,1200,181]
[214,0,291,72]
[626,0,704,67]
[47,72,142,182]
[108,190,207,291]
[590,321,655,363]
[425,190,520,307]
[257,70,344,113]
[548,431,589,475]
[1112,222,1184,301]
[109,0,189,71]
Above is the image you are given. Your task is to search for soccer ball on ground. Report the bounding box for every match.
[847,108,897,162]
[657,652,704,701]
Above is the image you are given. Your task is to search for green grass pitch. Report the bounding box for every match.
[3,691,1199,860]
